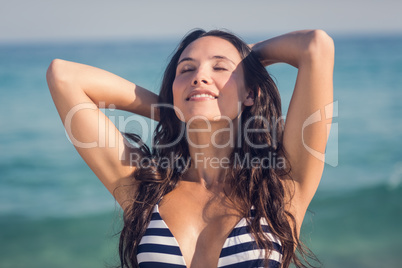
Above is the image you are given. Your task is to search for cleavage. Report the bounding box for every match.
[158,193,243,267]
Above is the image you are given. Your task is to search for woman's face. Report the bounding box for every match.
[172,36,253,124]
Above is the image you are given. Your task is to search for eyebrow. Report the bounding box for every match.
[177,55,236,66]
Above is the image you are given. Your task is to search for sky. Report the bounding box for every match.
[1,0,402,43]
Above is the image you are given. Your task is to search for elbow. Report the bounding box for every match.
[310,30,334,54]
[303,30,335,63]
[46,59,70,92]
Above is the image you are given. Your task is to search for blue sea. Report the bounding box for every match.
[1,35,402,268]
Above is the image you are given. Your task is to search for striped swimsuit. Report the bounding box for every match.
[137,203,282,267]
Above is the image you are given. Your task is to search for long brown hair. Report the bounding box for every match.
[119,29,319,268]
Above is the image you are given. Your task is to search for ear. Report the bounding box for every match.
[243,89,258,107]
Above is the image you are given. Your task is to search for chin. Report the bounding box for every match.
[185,113,238,125]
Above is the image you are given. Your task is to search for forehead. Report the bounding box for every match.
[179,36,242,63]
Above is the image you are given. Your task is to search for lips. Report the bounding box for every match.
[186,90,218,101]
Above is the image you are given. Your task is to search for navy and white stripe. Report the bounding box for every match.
[137,204,282,268]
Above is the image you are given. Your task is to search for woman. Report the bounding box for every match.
[47,29,334,268]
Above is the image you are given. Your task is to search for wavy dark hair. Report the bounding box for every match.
[119,29,318,268]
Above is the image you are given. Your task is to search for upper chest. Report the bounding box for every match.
[137,183,283,267]
[158,185,244,267]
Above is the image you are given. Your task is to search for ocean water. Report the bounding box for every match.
[1,35,402,268]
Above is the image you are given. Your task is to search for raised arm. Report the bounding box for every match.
[46,59,159,209]
[252,30,334,224]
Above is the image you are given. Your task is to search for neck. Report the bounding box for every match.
[184,119,239,188]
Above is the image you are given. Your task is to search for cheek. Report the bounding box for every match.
[219,97,242,115]
[172,75,187,91]
[220,79,245,99]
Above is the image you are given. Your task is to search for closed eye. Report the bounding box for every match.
[180,67,195,74]
[213,66,227,71]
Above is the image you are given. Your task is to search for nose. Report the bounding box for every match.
[191,68,211,86]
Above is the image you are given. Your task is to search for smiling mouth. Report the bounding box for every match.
[186,94,218,101]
